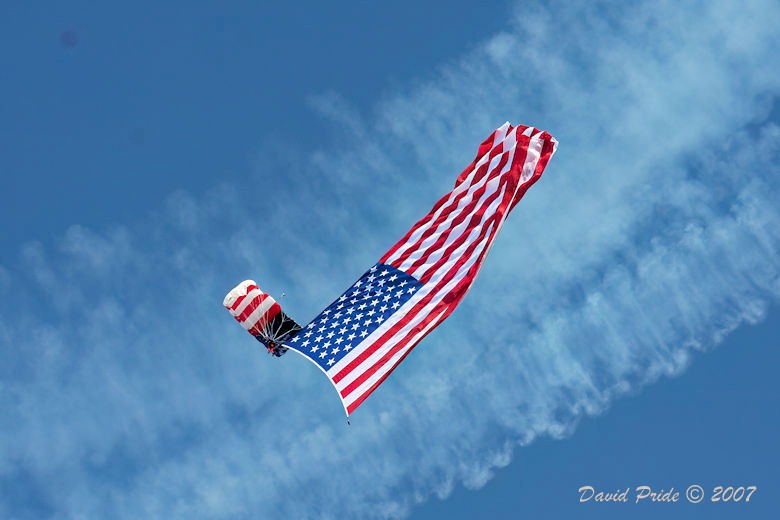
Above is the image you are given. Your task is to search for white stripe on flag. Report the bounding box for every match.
[520,136,543,184]
[342,307,449,409]
[405,151,515,278]
[383,127,517,266]
[492,121,511,147]
[395,145,514,273]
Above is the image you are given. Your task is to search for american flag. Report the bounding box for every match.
[285,122,557,415]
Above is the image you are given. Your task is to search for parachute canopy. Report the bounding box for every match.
[223,280,300,355]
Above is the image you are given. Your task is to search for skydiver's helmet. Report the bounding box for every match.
[223,280,302,357]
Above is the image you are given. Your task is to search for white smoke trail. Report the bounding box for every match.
[1,1,779,518]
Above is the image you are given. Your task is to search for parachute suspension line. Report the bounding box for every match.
[259,290,289,344]
[267,310,286,343]
[260,314,278,350]
[260,314,272,344]
[270,292,289,343]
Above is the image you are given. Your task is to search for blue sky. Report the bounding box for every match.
[1,1,779,519]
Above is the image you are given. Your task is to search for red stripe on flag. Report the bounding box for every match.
[394,149,512,272]
[509,133,557,211]
[454,124,511,186]
[412,138,532,282]
[380,130,512,264]
[343,307,450,414]
[404,157,513,277]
